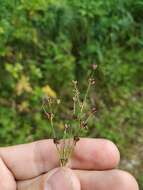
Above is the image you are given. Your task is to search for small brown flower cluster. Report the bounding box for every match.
[42,64,97,167]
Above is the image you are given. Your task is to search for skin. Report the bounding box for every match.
[0,138,139,190]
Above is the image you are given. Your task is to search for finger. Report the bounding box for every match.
[0,138,120,180]
[17,169,139,190]
[17,167,80,190]
[0,157,16,190]
[76,169,139,190]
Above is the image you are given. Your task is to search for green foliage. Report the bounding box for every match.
[0,0,143,187]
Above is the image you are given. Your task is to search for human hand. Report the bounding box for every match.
[0,138,139,190]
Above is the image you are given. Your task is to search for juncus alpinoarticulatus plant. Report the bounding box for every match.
[42,64,97,167]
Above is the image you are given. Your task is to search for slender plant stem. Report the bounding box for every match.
[80,82,91,113]
[42,102,56,138]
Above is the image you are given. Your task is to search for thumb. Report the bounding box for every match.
[46,167,80,190]
[17,167,81,190]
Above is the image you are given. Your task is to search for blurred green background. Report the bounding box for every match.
[0,0,143,188]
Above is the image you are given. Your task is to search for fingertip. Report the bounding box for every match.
[45,167,80,190]
[75,169,139,190]
[101,139,120,168]
[71,138,120,170]
[116,170,139,190]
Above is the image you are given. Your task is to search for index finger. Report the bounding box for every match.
[0,138,120,180]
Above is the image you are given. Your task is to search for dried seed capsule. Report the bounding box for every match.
[57,99,61,104]
[73,114,78,120]
[80,121,88,129]
[45,112,52,119]
[53,138,60,144]
[91,107,97,114]
[45,112,54,120]
[72,80,77,84]
[73,97,77,101]
[43,95,50,103]
[89,78,96,85]
[92,64,97,70]
[64,124,69,130]
[74,136,80,142]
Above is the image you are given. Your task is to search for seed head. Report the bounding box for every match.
[91,107,97,114]
[80,121,88,129]
[53,137,60,144]
[64,123,70,131]
[72,80,78,85]
[89,78,96,85]
[92,64,97,70]
[74,136,80,142]
[45,112,53,120]
[73,114,78,120]
[43,95,48,102]
[57,99,61,104]
[73,97,77,102]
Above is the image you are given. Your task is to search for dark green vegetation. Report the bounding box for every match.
[0,0,143,188]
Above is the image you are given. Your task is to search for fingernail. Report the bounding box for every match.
[45,168,80,190]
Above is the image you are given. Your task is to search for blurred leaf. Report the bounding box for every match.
[16,75,32,95]
[42,85,57,98]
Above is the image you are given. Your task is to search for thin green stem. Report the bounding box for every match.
[75,85,81,108]
[48,101,56,138]
[69,139,76,159]
[85,111,94,123]
[73,99,76,115]
[50,117,56,138]
[42,102,56,138]
[80,82,91,114]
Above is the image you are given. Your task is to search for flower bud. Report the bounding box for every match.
[74,136,80,142]
[72,80,78,85]
[92,64,97,70]
[80,121,88,129]
[64,124,69,131]
[53,138,60,144]
[89,78,96,85]
[91,107,97,114]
